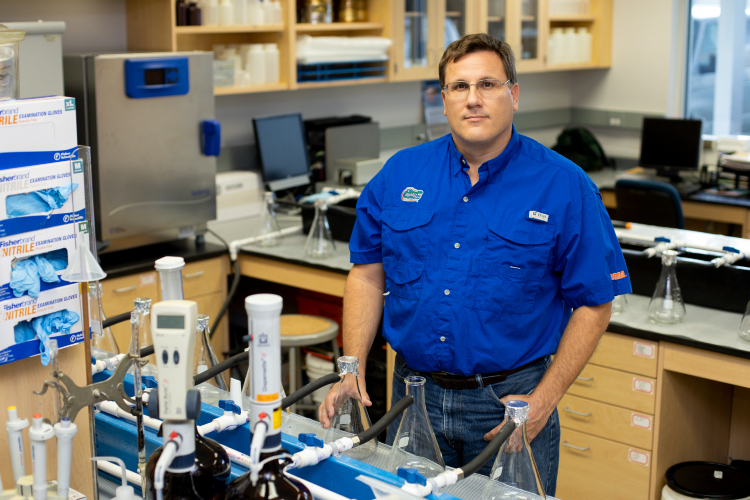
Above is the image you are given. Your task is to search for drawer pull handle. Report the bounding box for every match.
[113,286,137,293]
[576,376,594,382]
[562,441,590,452]
[563,407,592,417]
[184,271,205,279]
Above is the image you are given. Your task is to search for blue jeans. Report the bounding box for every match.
[387,354,560,496]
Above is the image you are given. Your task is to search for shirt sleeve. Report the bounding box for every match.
[349,165,387,264]
[555,190,632,309]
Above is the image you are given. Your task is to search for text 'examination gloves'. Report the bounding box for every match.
[9,249,68,298]
[5,184,79,218]
[13,309,80,365]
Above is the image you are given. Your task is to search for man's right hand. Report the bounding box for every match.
[318,372,372,429]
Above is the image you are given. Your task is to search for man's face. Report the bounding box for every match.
[441,51,519,150]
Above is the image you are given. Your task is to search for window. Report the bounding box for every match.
[685,0,750,135]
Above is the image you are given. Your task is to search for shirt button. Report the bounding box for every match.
[444,289,450,296]
[440,336,446,342]
[461,158,466,164]
[454,243,460,249]
[463,196,469,202]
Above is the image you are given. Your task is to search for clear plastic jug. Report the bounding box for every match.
[0,25,24,100]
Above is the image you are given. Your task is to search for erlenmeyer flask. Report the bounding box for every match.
[90,282,120,360]
[386,376,444,478]
[483,401,546,499]
[647,250,686,324]
[611,293,628,316]
[195,315,224,405]
[255,192,281,247]
[131,298,157,377]
[304,199,335,259]
[324,356,376,460]
[739,300,750,342]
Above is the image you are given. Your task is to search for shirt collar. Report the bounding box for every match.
[448,125,520,178]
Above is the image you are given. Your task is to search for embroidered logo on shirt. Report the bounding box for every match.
[528,211,549,222]
[401,187,424,202]
[611,271,627,280]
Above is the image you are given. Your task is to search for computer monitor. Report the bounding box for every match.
[639,117,702,182]
[253,113,311,192]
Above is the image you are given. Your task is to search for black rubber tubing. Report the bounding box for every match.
[193,351,247,386]
[103,311,131,329]
[281,372,342,410]
[355,394,414,446]
[459,419,517,478]
[140,345,154,358]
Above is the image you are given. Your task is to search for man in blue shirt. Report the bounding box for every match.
[319,33,631,493]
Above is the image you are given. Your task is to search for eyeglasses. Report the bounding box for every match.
[442,79,511,98]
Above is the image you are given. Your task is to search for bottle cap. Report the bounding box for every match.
[133,297,152,314]
[337,356,359,377]
[662,249,678,266]
[505,400,529,424]
[197,314,210,332]
[154,256,185,271]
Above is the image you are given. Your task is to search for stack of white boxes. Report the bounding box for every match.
[0,96,86,366]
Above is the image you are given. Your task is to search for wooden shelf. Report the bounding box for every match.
[549,14,596,22]
[542,61,599,72]
[174,24,285,34]
[445,11,462,18]
[487,16,504,22]
[521,15,536,22]
[214,82,288,95]
[295,22,385,32]
[295,76,388,89]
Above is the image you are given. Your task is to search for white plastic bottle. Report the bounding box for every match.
[561,27,576,64]
[548,27,563,65]
[264,43,280,84]
[247,0,262,24]
[272,0,282,24]
[204,0,219,25]
[219,0,234,25]
[263,0,274,25]
[248,44,266,85]
[578,27,592,63]
[234,0,247,24]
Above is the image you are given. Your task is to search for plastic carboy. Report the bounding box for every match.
[304,199,335,258]
[386,376,445,478]
[482,400,546,499]
[611,293,628,316]
[255,192,281,247]
[647,250,685,324]
[132,298,157,377]
[738,300,750,342]
[324,356,376,460]
[194,315,224,405]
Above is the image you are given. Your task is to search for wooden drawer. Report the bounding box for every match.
[101,272,159,354]
[590,332,658,378]
[179,257,224,299]
[567,363,656,414]
[559,394,654,450]
[557,428,651,500]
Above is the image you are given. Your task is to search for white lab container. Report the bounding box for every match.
[247,43,266,85]
[272,1,283,24]
[155,256,185,301]
[263,0,275,25]
[264,43,280,84]
[234,0,247,24]
[662,484,750,500]
[221,47,243,85]
[561,27,576,64]
[247,0,263,24]
[219,0,234,25]
[548,27,563,65]
[204,0,219,25]
[2,22,64,99]
[578,27,592,63]
[305,352,334,405]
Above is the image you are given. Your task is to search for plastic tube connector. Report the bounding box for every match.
[54,418,78,498]
[6,406,29,483]
[289,436,355,469]
[91,457,135,500]
[249,418,270,485]
[92,353,126,375]
[28,414,54,500]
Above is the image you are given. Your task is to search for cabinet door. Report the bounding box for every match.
[510,0,547,70]
[485,0,507,42]
[101,272,159,354]
[393,0,442,81]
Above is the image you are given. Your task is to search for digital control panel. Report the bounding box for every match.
[124,57,190,99]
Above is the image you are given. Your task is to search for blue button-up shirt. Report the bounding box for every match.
[350,128,631,376]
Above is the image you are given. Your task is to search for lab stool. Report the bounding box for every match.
[280,314,340,413]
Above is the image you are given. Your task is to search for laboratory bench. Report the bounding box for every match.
[206,216,750,500]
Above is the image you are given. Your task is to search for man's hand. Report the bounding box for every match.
[318,373,372,429]
[483,392,555,443]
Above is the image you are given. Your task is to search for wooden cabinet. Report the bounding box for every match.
[557,332,657,500]
[101,271,159,354]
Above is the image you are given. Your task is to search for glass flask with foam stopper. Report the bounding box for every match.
[482,400,546,499]
[255,192,281,247]
[647,250,685,324]
[324,356,376,460]
[304,199,335,258]
[386,375,445,478]
[194,314,225,405]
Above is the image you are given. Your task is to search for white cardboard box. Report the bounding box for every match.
[0,283,83,366]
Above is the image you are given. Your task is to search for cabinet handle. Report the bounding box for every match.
[113,286,137,293]
[576,375,594,382]
[184,271,205,279]
[563,407,592,417]
[562,441,590,452]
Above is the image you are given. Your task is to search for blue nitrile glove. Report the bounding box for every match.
[10,259,41,298]
[34,249,68,284]
[298,192,334,204]
[6,183,79,218]
[13,309,80,366]
[14,321,36,343]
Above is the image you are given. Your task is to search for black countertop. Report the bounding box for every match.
[99,239,227,279]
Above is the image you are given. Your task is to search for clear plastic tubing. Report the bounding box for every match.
[155,256,185,301]
[6,406,29,483]
[54,418,78,498]
[28,414,54,500]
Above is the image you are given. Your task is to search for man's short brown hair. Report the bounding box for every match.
[438,33,517,88]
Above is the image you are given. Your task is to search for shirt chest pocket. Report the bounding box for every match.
[381,208,435,263]
[467,219,554,314]
[383,256,425,300]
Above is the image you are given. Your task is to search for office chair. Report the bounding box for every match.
[614,179,685,229]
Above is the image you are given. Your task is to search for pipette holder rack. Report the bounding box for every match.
[0,477,86,500]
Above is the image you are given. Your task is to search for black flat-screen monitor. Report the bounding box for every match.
[639,117,702,181]
[253,113,311,192]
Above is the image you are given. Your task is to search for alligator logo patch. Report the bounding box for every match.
[401,187,424,202]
